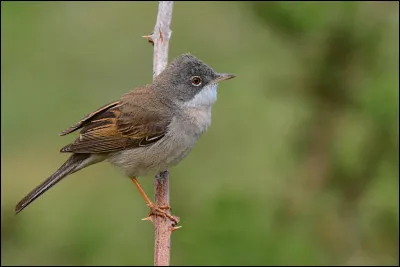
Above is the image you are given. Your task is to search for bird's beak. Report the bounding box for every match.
[213,73,236,83]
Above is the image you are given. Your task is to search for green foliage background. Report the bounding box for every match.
[1,2,398,265]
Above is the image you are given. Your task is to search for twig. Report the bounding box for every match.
[144,1,174,78]
[142,2,179,266]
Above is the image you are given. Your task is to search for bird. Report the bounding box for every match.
[15,53,236,219]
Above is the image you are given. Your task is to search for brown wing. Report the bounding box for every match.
[60,87,172,154]
[59,101,120,136]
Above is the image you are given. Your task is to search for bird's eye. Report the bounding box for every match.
[191,76,202,86]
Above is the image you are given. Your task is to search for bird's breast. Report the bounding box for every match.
[164,107,212,165]
[173,106,212,138]
[107,107,213,177]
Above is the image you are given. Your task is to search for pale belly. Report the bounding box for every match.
[107,109,212,177]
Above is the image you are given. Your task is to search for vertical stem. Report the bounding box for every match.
[152,1,174,78]
[145,2,177,266]
[154,171,172,266]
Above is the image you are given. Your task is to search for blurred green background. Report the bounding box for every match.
[1,1,399,266]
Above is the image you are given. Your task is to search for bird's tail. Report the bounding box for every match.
[15,153,98,214]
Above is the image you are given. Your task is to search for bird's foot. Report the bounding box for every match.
[145,203,178,226]
[131,177,179,226]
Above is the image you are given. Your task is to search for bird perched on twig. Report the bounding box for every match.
[15,53,235,220]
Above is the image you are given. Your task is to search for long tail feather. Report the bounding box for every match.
[15,153,93,214]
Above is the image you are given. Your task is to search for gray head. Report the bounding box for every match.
[154,53,235,106]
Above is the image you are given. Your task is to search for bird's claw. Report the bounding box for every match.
[146,204,178,226]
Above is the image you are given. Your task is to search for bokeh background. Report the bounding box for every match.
[1,1,399,266]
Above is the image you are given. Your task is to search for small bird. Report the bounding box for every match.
[15,53,235,218]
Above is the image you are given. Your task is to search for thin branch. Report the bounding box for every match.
[142,2,179,266]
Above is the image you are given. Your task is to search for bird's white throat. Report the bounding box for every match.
[184,83,218,108]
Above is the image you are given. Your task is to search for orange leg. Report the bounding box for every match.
[130,177,177,224]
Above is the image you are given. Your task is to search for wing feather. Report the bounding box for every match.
[59,101,120,136]
[60,87,172,154]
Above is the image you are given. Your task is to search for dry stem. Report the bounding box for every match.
[142,1,179,266]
